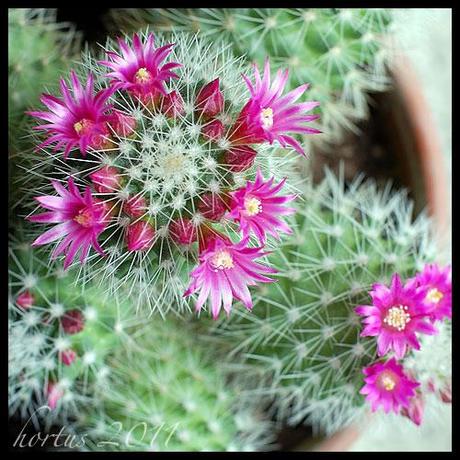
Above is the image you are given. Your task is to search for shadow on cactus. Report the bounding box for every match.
[8,239,144,430]
[207,170,451,435]
[75,320,274,451]
[107,8,394,147]
[21,30,320,317]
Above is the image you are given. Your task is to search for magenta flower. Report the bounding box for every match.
[61,309,85,335]
[28,71,114,158]
[16,290,35,309]
[59,349,77,366]
[123,195,147,218]
[400,392,424,426]
[227,169,296,244]
[126,221,156,252]
[169,217,197,245]
[360,358,420,414]
[413,264,451,323]
[100,33,181,104]
[108,110,136,137]
[46,382,64,410]
[195,78,224,118]
[202,119,225,140]
[223,145,258,173]
[183,235,276,319]
[229,59,320,155]
[89,165,122,194]
[355,274,437,359]
[28,178,108,269]
[161,90,185,118]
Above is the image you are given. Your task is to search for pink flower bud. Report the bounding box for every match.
[16,290,35,309]
[162,90,185,118]
[401,394,424,426]
[46,382,64,410]
[196,78,224,118]
[109,110,136,137]
[61,309,85,335]
[59,349,77,366]
[123,195,147,218]
[169,218,197,245]
[89,165,122,194]
[198,193,229,221]
[202,119,225,140]
[126,221,156,252]
[439,381,452,403]
[223,146,258,172]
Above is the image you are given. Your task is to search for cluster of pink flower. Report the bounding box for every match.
[356,264,452,425]
[27,33,320,318]
[16,290,84,409]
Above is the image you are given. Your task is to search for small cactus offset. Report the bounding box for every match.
[107,8,394,146]
[22,29,319,317]
[207,170,451,434]
[75,319,274,451]
[8,239,142,429]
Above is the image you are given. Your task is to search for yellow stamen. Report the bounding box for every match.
[260,107,274,129]
[426,288,444,304]
[73,119,92,135]
[244,197,262,216]
[211,250,234,270]
[380,374,396,391]
[383,305,411,332]
[135,67,151,84]
[74,209,93,228]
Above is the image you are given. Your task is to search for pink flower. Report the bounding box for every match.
[89,165,122,194]
[169,217,197,245]
[46,382,64,410]
[195,78,224,118]
[123,195,147,218]
[229,59,320,155]
[108,110,136,137]
[198,193,229,221]
[16,290,35,309]
[227,169,296,244]
[413,264,451,323]
[100,33,181,104]
[400,392,424,426]
[28,178,108,269]
[223,145,258,172]
[202,119,225,140]
[439,381,452,403]
[183,235,276,319]
[59,349,77,366]
[360,358,420,414]
[61,309,85,335]
[126,221,156,252]
[161,90,185,118]
[355,274,437,359]
[28,71,114,158]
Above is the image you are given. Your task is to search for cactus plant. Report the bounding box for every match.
[205,169,450,435]
[107,8,394,147]
[74,318,274,451]
[8,238,142,429]
[21,29,318,317]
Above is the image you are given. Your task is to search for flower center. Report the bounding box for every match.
[74,208,94,228]
[378,372,397,391]
[383,305,411,331]
[244,196,262,216]
[210,250,234,270]
[426,288,444,304]
[74,119,93,135]
[135,67,152,84]
[260,107,274,129]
